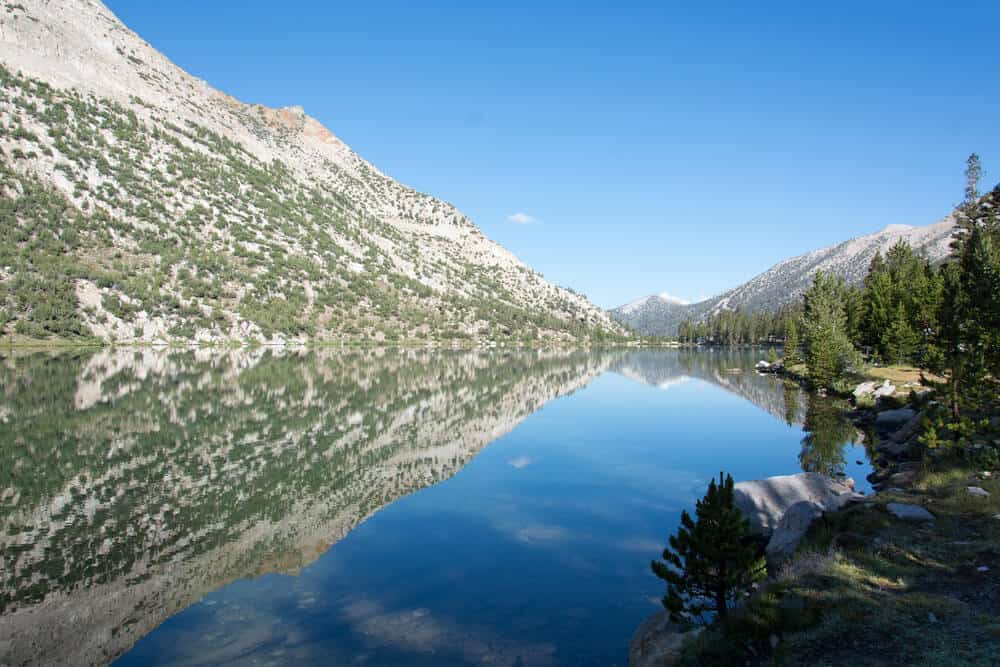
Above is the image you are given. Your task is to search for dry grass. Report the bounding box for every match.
[862,364,942,386]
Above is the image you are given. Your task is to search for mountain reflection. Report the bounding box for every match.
[0,348,610,666]
[610,348,809,425]
[0,347,857,666]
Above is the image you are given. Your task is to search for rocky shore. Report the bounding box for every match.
[629,472,863,667]
[628,364,1000,666]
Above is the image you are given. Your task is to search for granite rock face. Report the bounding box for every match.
[765,500,826,562]
[733,472,861,537]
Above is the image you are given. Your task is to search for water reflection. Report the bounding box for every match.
[0,348,611,666]
[610,348,808,424]
[0,347,864,666]
[798,394,862,480]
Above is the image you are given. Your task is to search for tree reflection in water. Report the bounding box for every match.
[798,394,860,479]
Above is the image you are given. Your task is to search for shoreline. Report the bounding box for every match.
[629,355,1000,666]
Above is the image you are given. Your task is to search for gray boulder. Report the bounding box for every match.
[889,411,922,443]
[873,380,896,398]
[765,500,824,562]
[875,408,917,430]
[888,468,918,487]
[733,473,860,537]
[966,486,990,497]
[886,502,935,521]
[628,610,703,667]
[853,381,877,398]
[876,437,914,460]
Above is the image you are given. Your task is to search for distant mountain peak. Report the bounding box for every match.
[657,291,690,305]
[611,216,956,336]
[617,291,689,316]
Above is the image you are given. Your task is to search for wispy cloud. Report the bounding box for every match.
[507,212,536,225]
[508,456,533,469]
[515,523,570,543]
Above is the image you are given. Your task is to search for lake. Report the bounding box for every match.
[0,348,869,666]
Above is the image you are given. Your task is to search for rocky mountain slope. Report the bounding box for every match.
[608,294,693,339]
[0,0,623,344]
[611,218,956,336]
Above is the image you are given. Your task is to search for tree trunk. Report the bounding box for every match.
[950,372,961,419]
[715,588,728,620]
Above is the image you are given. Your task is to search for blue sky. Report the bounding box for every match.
[105,1,1000,308]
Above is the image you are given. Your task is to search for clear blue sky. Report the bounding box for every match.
[105,0,1000,308]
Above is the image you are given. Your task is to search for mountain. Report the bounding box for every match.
[611,217,956,336]
[0,0,623,345]
[608,293,693,338]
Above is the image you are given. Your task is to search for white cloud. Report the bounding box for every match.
[515,523,570,543]
[507,212,536,225]
[507,456,533,469]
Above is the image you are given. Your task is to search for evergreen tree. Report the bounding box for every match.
[802,272,856,389]
[858,241,938,364]
[859,252,893,359]
[958,225,1000,405]
[885,301,918,365]
[925,261,969,418]
[651,473,765,623]
[783,318,801,366]
[951,153,983,253]
[925,183,1000,417]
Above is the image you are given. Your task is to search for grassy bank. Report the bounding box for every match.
[679,460,999,665]
[672,362,1000,665]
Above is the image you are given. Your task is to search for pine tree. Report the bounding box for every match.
[958,225,1000,405]
[860,252,893,359]
[651,473,765,623]
[783,318,801,366]
[925,262,968,418]
[885,301,918,365]
[951,153,983,253]
[802,272,856,389]
[925,182,1000,417]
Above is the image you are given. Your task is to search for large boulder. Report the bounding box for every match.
[889,411,922,443]
[873,380,896,399]
[765,500,825,562]
[874,408,917,431]
[853,381,877,398]
[733,473,860,537]
[875,437,913,460]
[628,611,703,667]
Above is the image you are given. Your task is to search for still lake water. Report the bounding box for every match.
[0,348,868,666]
